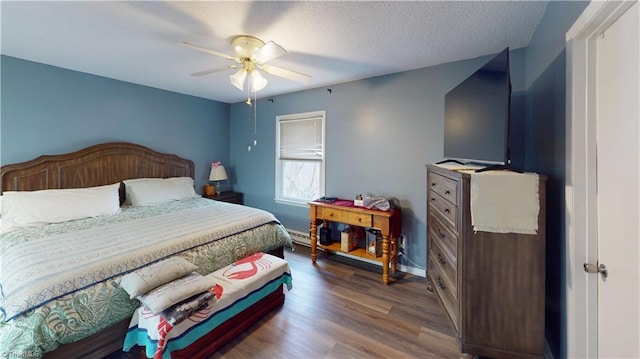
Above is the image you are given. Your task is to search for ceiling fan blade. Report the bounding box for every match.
[252,41,287,64]
[190,65,238,77]
[261,64,312,84]
[181,42,238,62]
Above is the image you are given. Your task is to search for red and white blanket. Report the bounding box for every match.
[123,252,292,359]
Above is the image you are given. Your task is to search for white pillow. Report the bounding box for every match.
[123,177,197,206]
[119,256,198,299]
[137,272,216,314]
[122,178,154,205]
[1,183,120,234]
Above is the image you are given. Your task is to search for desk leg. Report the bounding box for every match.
[382,233,390,285]
[310,220,318,263]
[391,236,397,275]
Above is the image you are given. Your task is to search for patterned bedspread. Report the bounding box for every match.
[0,198,292,357]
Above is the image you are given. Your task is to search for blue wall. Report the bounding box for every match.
[2,4,590,351]
[229,49,526,271]
[0,55,230,190]
[523,2,589,358]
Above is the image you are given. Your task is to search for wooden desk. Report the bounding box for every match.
[309,200,401,285]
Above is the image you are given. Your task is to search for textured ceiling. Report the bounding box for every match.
[1,1,548,104]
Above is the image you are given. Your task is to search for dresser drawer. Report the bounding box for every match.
[429,260,459,332]
[430,238,457,298]
[429,215,458,255]
[428,172,458,205]
[428,192,458,231]
[317,206,343,222]
[342,212,373,227]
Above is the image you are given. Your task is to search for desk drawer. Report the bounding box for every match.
[342,212,373,227]
[428,172,458,205]
[317,207,343,222]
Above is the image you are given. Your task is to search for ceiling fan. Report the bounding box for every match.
[182,35,312,93]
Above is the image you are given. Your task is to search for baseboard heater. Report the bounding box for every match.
[287,229,312,246]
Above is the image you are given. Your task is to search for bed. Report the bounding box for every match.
[0,142,293,358]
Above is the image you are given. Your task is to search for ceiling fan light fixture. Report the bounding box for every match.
[229,69,247,91]
[250,70,267,92]
[184,35,311,95]
[231,35,264,58]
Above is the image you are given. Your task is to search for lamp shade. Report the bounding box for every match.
[250,70,267,92]
[209,162,228,181]
[229,70,247,91]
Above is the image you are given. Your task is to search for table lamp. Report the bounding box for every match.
[208,162,228,195]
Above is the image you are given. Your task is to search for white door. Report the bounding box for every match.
[566,1,640,358]
[595,2,639,357]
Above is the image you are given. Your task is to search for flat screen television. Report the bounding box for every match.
[443,48,511,166]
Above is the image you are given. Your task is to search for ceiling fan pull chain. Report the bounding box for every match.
[247,86,253,152]
[253,92,258,147]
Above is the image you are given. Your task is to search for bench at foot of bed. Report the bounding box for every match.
[124,252,293,359]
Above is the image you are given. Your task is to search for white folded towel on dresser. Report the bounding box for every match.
[470,171,539,234]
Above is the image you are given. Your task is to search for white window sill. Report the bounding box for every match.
[274,198,310,208]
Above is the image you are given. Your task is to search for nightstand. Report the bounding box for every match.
[203,191,244,205]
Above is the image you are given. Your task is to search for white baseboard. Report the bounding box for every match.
[287,229,425,277]
[397,260,426,277]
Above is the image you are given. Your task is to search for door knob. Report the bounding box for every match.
[583,263,608,279]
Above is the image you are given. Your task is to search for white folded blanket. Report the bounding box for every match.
[470,171,539,234]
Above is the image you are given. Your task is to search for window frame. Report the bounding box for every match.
[275,110,326,207]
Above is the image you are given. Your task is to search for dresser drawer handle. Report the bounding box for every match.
[430,197,436,202]
[444,190,451,195]
[437,228,446,239]
[436,252,446,265]
[436,278,446,290]
[444,208,450,214]
[431,182,436,187]
[329,213,334,217]
[357,218,362,222]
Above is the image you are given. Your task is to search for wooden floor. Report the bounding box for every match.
[111,244,463,359]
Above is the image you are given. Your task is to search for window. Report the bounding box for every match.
[275,111,325,206]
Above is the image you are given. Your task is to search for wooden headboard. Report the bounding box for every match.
[0,142,194,199]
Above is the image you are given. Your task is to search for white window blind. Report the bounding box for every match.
[275,111,326,206]
[279,117,323,160]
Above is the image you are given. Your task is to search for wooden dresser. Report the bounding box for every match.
[426,164,546,359]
